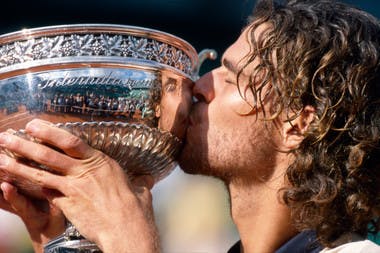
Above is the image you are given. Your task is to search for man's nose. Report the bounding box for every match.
[192,71,215,103]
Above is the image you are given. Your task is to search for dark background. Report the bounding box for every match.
[0,2,379,252]
[0,0,379,74]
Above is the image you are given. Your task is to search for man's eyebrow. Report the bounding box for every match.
[222,57,250,80]
[222,58,238,74]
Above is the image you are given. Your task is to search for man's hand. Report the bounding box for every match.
[0,182,65,253]
[0,119,160,253]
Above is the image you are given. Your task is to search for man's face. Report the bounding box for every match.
[157,74,193,139]
[179,25,282,182]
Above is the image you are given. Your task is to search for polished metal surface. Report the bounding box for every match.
[0,24,216,253]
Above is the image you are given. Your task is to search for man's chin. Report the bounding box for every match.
[177,154,197,175]
[178,151,232,182]
[178,153,221,179]
[178,149,204,175]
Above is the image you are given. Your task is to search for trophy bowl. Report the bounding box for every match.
[0,24,216,252]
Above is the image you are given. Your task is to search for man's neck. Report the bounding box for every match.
[227,175,297,253]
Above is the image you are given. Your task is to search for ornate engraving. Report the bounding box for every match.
[0,33,193,75]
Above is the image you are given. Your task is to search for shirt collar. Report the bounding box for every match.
[276,230,322,253]
[228,231,322,253]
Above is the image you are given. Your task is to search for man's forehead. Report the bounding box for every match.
[222,30,250,66]
[221,23,270,71]
[222,25,268,73]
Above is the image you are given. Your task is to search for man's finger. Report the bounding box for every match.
[1,182,29,213]
[25,119,95,160]
[0,185,14,213]
[42,188,69,214]
[0,132,77,175]
[0,154,66,193]
[131,175,154,208]
[0,182,49,218]
[131,175,155,190]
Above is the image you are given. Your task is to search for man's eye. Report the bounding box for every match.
[165,82,177,92]
[225,79,236,85]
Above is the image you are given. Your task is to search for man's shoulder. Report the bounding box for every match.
[320,240,380,253]
[227,240,240,253]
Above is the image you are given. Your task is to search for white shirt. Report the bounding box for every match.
[320,240,380,253]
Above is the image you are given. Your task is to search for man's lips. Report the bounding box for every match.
[188,103,204,126]
[188,115,194,126]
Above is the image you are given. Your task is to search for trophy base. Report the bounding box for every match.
[44,234,101,253]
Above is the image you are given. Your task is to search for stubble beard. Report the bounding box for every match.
[178,138,210,176]
[178,119,278,184]
[178,128,236,181]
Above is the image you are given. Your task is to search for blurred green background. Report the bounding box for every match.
[0,1,379,252]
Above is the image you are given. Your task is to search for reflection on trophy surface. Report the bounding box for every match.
[0,24,216,252]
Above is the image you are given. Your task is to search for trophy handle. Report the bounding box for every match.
[193,49,218,80]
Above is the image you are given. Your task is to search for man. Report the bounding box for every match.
[0,0,379,252]
[180,0,380,252]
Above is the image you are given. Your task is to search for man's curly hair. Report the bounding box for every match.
[239,0,380,247]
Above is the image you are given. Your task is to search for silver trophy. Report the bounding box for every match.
[0,24,216,252]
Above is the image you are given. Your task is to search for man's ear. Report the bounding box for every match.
[282,105,315,150]
[155,105,161,118]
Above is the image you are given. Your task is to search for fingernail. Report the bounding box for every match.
[26,121,39,133]
[0,154,9,168]
[0,133,10,147]
[132,175,155,190]
[0,182,6,192]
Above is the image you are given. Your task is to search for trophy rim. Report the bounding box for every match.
[0,56,194,80]
[0,23,199,80]
[0,23,198,56]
